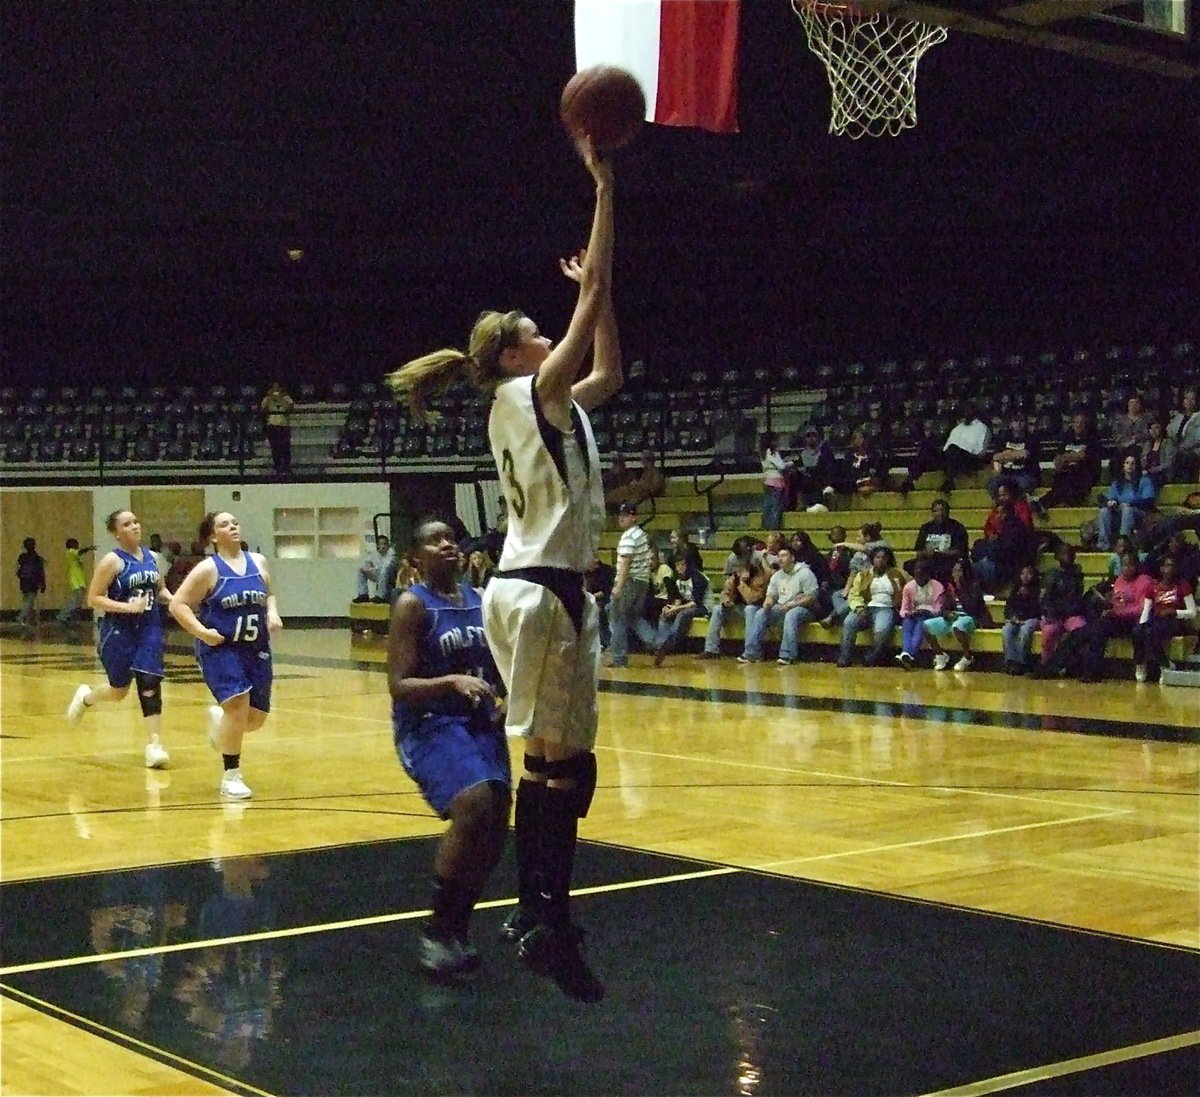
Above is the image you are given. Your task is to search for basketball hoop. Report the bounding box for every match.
[791,0,947,139]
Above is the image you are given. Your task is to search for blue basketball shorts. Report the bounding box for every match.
[394,714,512,818]
[97,620,165,687]
[197,643,273,711]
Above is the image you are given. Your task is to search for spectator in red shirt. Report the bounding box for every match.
[1076,553,1155,681]
[1133,556,1196,682]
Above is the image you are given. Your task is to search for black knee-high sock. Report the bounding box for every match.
[514,778,546,912]
[539,786,580,930]
[430,876,475,940]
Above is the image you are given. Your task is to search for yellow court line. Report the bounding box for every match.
[755,810,1129,870]
[0,981,277,1097]
[921,1029,1200,1096]
[0,865,738,977]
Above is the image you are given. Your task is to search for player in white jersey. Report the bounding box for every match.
[386,138,617,1002]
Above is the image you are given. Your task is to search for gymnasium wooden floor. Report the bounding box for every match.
[1,623,1197,1095]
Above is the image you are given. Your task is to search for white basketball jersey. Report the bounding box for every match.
[489,375,604,573]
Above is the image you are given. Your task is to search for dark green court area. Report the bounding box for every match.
[2,838,1197,1095]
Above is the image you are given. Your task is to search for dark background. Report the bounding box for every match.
[3,1,1198,390]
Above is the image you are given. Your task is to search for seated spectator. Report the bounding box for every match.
[832,428,886,499]
[585,556,616,650]
[721,535,763,579]
[1033,410,1103,514]
[987,410,1042,497]
[1001,564,1042,674]
[908,499,969,586]
[1108,392,1151,466]
[788,530,830,591]
[668,528,704,575]
[836,547,905,668]
[1166,386,1200,482]
[923,558,990,672]
[390,558,421,604]
[938,403,992,492]
[644,547,674,630]
[698,546,769,659]
[897,557,944,669]
[1097,452,1156,551]
[653,554,710,667]
[1036,542,1089,676]
[823,522,889,626]
[1133,555,1196,682]
[973,480,1037,591]
[482,497,508,565]
[737,547,820,665]
[1148,531,1200,588]
[465,549,494,592]
[761,531,785,571]
[1141,418,1177,490]
[788,425,839,511]
[888,418,941,496]
[354,535,395,603]
[760,432,789,530]
[1074,553,1155,682]
[1107,535,1145,579]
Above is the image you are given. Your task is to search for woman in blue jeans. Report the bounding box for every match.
[837,547,905,668]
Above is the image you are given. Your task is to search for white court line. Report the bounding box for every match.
[594,743,1136,815]
[0,866,737,977]
[753,810,1127,871]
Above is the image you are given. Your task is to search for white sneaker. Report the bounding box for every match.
[954,655,974,672]
[206,705,224,752]
[933,653,950,671]
[220,769,252,801]
[806,503,829,513]
[1134,664,1148,683]
[896,652,914,669]
[66,684,92,725]
[144,736,170,769]
[419,933,472,977]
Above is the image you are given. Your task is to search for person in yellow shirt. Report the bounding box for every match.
[56,538,95,627]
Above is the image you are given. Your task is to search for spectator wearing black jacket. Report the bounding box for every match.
[988,411,1042,497]
[16,537,47,640]
[907,499,969,586]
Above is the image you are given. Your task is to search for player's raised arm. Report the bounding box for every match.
[535,139,614,410]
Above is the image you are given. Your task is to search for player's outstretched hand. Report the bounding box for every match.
[576,136,614,190]
[559,249,586,285]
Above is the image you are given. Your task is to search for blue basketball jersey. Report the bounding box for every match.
[105,548,161,624]
[392,581,500,734]
[198,553,270,649]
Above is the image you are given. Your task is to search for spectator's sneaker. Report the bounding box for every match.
[419,933,472,978]
[694,651,721,660]
[66,684,92,725]
[954,655,973,672]
[836,657,852,668]
[933,653,951,671]
[206,705,224,752]
[1134,663,1148,683]
[499,905,539,944]
[806,503,829,513]
[818,616,838,629]
[517,923,605,1003]
[653,646,667,668]
[1029,498,1048,521]
[736,655,760,664]
[896,652,914,670]
[777,657,795,666]
[144,735,170,770]
[220,769,252,801]
[351,594,370,603]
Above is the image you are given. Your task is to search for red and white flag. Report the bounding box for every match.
[574,0,740,134]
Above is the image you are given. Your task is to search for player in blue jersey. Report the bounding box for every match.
[384,139,617,1001]
[67,510,173,769]
[170,512,281,802]
[389,518,511,978]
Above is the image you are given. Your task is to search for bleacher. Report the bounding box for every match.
[594,472,1200,670]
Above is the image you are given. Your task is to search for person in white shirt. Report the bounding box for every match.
[939,403,992,493]
[737,548,820,664]
[761,432,789,530]
[354,535,395,603]
[608,502,656,667]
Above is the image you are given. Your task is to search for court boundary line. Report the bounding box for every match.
[919,1028,1200,1095]
[0,982,275,1097]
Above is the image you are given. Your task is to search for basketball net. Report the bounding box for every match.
[791,1,947,139]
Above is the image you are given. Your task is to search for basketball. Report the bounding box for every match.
[560,65,646,150]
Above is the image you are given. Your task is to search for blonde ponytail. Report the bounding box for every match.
[385,349,471,424]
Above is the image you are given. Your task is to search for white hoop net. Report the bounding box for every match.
[791,1,948,139]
